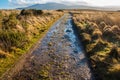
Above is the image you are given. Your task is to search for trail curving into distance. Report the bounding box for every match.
[2,14,93,80]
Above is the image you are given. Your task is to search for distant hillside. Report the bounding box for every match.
[26,3,68,10]
[17,2,120,11]
[17,2,96,10]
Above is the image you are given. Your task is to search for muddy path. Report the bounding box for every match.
[1,14,93,80]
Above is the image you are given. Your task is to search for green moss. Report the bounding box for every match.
[73,13,120,80]
[38,63,52,80]
[0,13,62,77]
[39,69,49,78]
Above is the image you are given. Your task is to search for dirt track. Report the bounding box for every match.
[1,14,93,80]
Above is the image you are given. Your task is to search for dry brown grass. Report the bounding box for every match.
[0,50,8,58]
[0,9,63,76]
[73,10,120,80]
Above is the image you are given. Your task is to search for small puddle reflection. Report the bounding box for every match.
[64,15,83,55]
[63,15,88,67]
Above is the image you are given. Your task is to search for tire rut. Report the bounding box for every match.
[1,14,93,80]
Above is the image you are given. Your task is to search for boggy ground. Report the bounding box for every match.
[0,10,63,77]
[73,10,120,80]
[1,14,93,80]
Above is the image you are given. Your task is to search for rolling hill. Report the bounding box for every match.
[17,2,97,10]
[17,2,120,11]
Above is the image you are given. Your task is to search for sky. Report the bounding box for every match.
[0,0,120,9]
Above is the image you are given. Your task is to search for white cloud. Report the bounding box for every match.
[8,0,120,7]
[84,0,120,6]
[8,0,89,6]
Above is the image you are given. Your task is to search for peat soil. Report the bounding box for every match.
[1,14,93,80]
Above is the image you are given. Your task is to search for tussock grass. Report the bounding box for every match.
[0,9,63,76]
[20,9,43,16]
[73,11,120,80]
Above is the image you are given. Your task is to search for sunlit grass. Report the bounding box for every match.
[0,9,63,77]
[73,10,120,80]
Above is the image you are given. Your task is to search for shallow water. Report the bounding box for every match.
[2,14,93,80]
